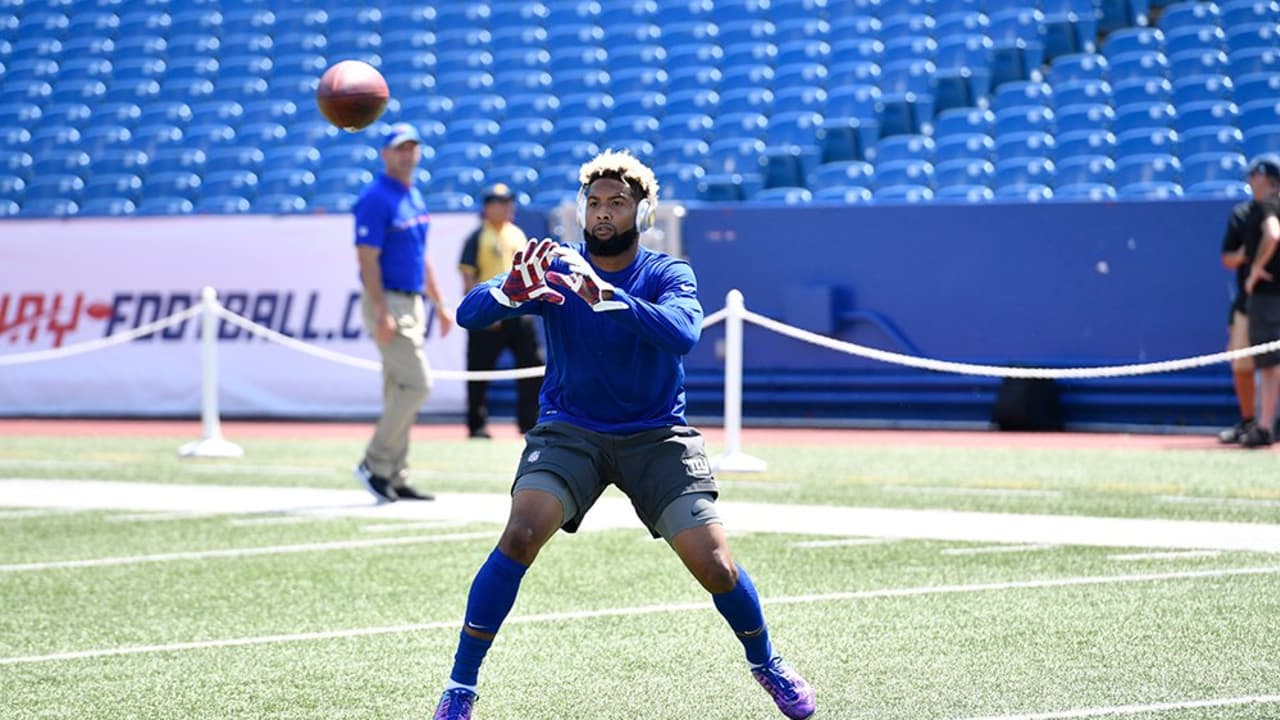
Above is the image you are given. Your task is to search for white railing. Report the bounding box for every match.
[6,287,1280,470]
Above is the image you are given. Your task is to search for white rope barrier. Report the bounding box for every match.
[738,307,1280,379]
[0,304,203,366]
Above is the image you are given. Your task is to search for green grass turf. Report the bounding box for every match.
[2,431,1279,719]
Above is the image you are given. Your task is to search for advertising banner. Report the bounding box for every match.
[0,213,478,417]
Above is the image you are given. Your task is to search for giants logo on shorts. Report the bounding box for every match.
[683,455,712,477]
[527,450,541,463]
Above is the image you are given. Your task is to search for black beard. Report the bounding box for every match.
[583,226,639,257]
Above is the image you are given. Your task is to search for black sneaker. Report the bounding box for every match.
[1218,419,1255,444]
[1240,424,1273,449]
[391,484,435,501]
[468,428,492,439]
[353,462,397,504]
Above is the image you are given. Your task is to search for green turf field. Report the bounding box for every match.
[2,432,1278,719]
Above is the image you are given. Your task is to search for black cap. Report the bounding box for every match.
[1248,155,1280,180]
[481,182,515,203]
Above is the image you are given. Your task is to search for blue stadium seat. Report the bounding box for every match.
[662,19,719,45]
[1100,0,1152,34]
[430,165,487,196]
[751,187,813,205]
[935,34,995,73]
[1117,180,1183,198]
[811,185,876,204]
[1240,99,1280,130]
[1181,152,1247,185]
[20,198,80,217]
[1184,179,1251,197]
[79,197,138,216]
[994,81,1053,112]
[881,35,938,66]
[826,84,882,121]
[1164,25,1226,58]
[776,39,831,67]
[994,184,1054,201]
[934,133,996,163]
[1169,49,1229,77]
[879,12,936,38]
[1233,73,1279,110]
[877,94,928,137]
[878,58,934,96]
[934,107,995,136]
[827,60,882,87]
[872,184,935,203]
[1171,74,1234,107]
[1055,154,1117,185]
[1111,76,1173,107]
[1114,153,1181,186]
[1158,1,1221,30]
[996,131,1056,160]
[989,7,1047,48]
[653,138,712,167]
[1049,53,1110,86]
[1244,124,1280,158]
[720,63,775,92]
[145,170,202,202]
[1221,0,1280,26]
[544,140,600,167]
[195,194,253,214]
[874,159,934,189]
[31,150,90,178]
[930,69,983,118]
[0,150,33,183]
[490,141,548,168]
[1176,100,1239,132]
[315,167,374,195]
[1056,103,1116,133]
[204,146,265,176]
[665,45,725,75]
[557,92,614,120]
[0,174,26,205]
[91,147,149,178]
[1113,102,1177,134]
[20,11,71,40]
[719,86,774,116]
[653,163,706,201]
[84,172,144,203]
[504,93,561,121]
[774,17,832,43]
[1228,47,1280,77]
[422,191,475,212]
[273,7,329,32]
[434,142,493,168]
[1116,127,1179,156]
[533,164,580,196]
[27,125,81,158]
[872,135,935,164]
[1107,50,1171,83]
[808,161,876,191]
[1042,12,1097,65]
[995,105,1056,135]
[706,137,766,175]
[721,40,777,69]
[995,156,1056,189]
[934,158,996,186]
[935,185,997,202]
[1179,125,1244,155]
[934,11,991,39]
[607,43,667,71]
[697,173,754,202]
[662,89,718,117]
[762,111,823,151]
[1102,27,1165,58]
[657,112,714,142]
[818,118,873,163]
[1053,182,1118,200]
[772,85,827,116]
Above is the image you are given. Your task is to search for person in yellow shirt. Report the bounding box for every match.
[458,184,545,438]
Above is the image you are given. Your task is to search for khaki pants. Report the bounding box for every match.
[1229,310,1254,372]
[361,291,432,485]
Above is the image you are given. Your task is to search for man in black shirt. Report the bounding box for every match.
[1219,197,1257,443]
[1239,155,1280,447]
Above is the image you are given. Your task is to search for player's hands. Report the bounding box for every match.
[375,308,397,345]
[489,238,565,308]
[433,303,454,337]
[1247,266,1273,294]
[547,246,628,312]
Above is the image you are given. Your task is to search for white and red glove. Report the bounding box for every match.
[489,238,566,308]
[547,246,628,312]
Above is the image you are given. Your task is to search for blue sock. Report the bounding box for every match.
[449,548,528,686]
[712,564,774,667]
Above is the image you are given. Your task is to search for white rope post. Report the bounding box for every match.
[711,289,767,473]
[179,286,243,459]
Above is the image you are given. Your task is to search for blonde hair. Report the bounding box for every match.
[578,149,660,204]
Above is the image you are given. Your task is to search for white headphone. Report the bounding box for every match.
[577,184,656,231]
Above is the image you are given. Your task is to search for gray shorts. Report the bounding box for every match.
[1248,294,1280,368]
[511,421,720,539]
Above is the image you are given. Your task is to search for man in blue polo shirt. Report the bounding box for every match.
[352,122,453,502]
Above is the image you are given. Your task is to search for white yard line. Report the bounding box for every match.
[0,508,86,519]
[3,478,1280,552]
[226,515,332,527]
[0,532,495,572]
[2,564,1277,666]
[1158,495,1280,509]
[360,520,472,533]
[790,538,894,548]
[954,693,1280,719]
[1109,550,1223,562]
[882,485,1062,499]
[942,544,1057,556]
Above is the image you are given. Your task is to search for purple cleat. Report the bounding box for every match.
[432,688,477,720]
[752,656,816,719]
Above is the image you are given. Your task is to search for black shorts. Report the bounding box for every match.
[512,421,719,538]
[1247,294,1280,369]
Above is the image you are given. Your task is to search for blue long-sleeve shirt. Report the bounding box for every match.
[456,242,703,434]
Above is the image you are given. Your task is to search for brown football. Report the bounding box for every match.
[315,60,389,132]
